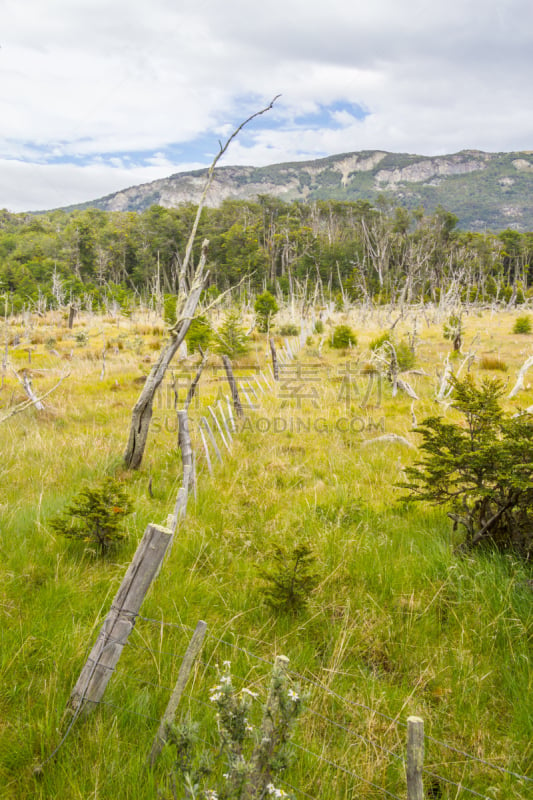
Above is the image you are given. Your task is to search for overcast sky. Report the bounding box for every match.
[1,0,532,212]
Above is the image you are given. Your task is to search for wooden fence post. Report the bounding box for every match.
[149,620,208,765]
[222,355,243,417]
[269,337,279,380]
[67,523,172,715]
[68,304,76,329]
[406,716,425,800]
[178,409,195,493]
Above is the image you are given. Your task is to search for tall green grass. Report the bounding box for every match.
[1,309,531,798]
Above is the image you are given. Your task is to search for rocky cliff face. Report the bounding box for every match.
[77,149,533,231]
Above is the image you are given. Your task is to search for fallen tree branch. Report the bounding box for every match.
[360,433,416,449]
[508,354,533,398]
[1,370,70,423]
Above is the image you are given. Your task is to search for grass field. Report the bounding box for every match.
[0,305,532,799]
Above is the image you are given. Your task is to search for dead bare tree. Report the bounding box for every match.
[1,370,70,424]
[123,97,279,470]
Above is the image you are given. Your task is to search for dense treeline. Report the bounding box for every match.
[1,197,533,314]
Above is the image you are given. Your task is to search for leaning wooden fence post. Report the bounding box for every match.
[149,620,208,765]
[67,523,172,715]
[406,716,424,800]
[222,354,243,417]
[269,337,279,380]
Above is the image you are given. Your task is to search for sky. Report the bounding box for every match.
[1,0,532,212]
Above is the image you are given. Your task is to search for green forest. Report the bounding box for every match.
[2,197,533,314]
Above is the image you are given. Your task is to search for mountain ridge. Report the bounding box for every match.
[69,149,533,231]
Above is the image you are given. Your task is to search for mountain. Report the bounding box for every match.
[74,149,533,231]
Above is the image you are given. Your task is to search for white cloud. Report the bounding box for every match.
[1,0,533,211]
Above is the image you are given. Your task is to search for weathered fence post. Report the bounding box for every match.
[178,409,195,493]
[406,716,425,800]
[67,523,172,715]
[222,354,243,417]
[149,620,208,765]
[269,337,279,380]
[68,304,76,329]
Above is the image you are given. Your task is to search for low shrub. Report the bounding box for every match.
[331,324,357,349]
[50,476,133,555]
[214,309,250,359]
[279,323,300,336]
[75,331,88,346]
[513,315,532,334]
[259,543,320,613]
[254,291,278,332]
[186,315,213,353]
[401,375,533,559]
[370,332,415,370]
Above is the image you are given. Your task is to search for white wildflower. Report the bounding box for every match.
[287,688,299,702]
[240,688,258,698]
[266,785,287,798]
[204,791,218,800]
[209,691,223,702]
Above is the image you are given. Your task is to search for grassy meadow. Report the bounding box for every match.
[0,305,532,799]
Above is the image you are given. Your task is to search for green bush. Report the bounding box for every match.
[369,331,391,352]
[401,375,533,559]
[163,294,177,327]
[330,324,357,349]
[395,340,416,370]
[369,333,415,370]
[254,291,278,332]
[185,315,213,353]
[75,331,88,346]
[214,309,250,359]
[50,477,133,555]
[314,320,324,334]
[513,315,532,334]
[260,543,320,613]
[279,323,300,336]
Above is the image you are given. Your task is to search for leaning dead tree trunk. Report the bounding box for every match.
[123,97,279,470]
[124,241,209,469]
